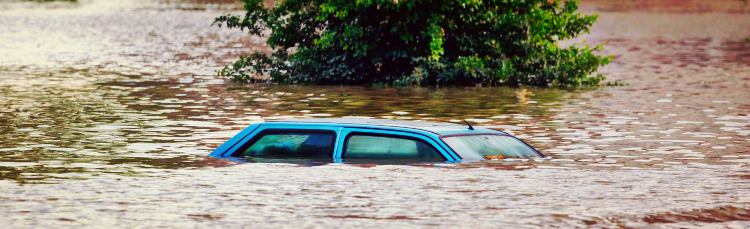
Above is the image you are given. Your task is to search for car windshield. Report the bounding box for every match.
[442,134,541,159]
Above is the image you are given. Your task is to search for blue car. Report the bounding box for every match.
[210,118,544,163]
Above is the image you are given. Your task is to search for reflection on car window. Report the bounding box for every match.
[344,134,442,161]
[242,132,334,158]
[442,134,540,159]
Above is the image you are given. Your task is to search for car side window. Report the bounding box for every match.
[239,131,334,158]
[344,134,443,161]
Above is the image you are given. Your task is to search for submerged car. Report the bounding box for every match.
[210,118,544,163]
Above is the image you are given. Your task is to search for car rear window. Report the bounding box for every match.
[343,134,443,161]
[442,134,541,159]
[239,131,334,158]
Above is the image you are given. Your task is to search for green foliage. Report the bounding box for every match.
[214,0,611,87]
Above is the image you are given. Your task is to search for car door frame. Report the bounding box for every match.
[210,123,343,159]
[334,127,458,163]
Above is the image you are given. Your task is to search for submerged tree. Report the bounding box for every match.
[214,0,611,87]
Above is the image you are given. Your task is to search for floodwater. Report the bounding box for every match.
[0,0,749,227]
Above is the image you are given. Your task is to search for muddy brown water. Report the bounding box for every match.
[0,0,749,227]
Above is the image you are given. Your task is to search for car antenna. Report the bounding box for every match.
[463,120,474,130]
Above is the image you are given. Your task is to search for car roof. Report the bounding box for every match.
[265,118,499,136]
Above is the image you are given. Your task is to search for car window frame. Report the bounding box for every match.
[231,129,337,159]
[341,132,447,161]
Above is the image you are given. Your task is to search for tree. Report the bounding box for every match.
[214,0,611,87]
